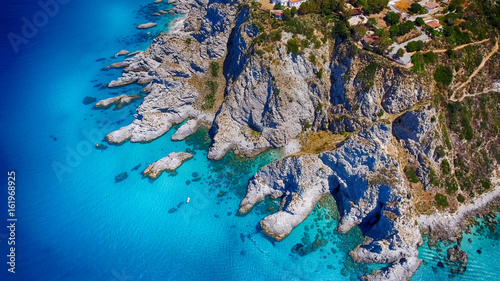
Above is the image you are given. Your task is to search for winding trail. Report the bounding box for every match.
[431,38,491,53]
[450,38,499,101]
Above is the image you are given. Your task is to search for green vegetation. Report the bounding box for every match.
[297,0,344,16]
[396,48,405,58]
[202,81,218,110]
[367,17,377,28]
[389,21,415,37]
[435,193,449,208]
[434,65,453,86]
[443,25,471,46]
[406,40,424,52]
[411,52,425,73]
[287,39,300,55]
[366,0,389,14]
[429,167,441,187]
[356,62,378,91]
[423,51,436,64]
[409,3,424,15]
[384,11,400,26]
[446,102,474,140]
[457,193,466,203]
[440,159,451,175]
[210,62,219,77]
[445,177,459,194]
[415,17,425,27]
[404,166,420,183]
[316,68,323,79]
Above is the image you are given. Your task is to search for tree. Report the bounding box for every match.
[333,20,349,40]
[368,0,389,14]
[396,48,405,57]
[377,29,392,53]
[287,39,300,55]
[445,13,458,26]
[291,6,298,17]
[352,25,367,41]
[367,17,377,27]
[434,65,453,86]
[409,3,423,14]
[283,9,292,21]
[273,3,282,10]
[415,17,425,27]
[384,11,400,26]
[406,40,424,52]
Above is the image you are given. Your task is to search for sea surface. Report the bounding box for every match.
[0,1,498,280]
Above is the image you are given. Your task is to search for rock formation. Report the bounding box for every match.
[239,124,423,280]
[137,22,157,29]
[102,1,500,280]
[143,152,193,179]
[95,94,141,109]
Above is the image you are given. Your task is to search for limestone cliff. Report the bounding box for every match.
[103,1,500,280]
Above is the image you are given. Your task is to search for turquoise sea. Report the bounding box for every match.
[0,1,498,280]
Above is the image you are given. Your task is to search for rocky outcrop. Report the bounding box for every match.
[143,152,193,179]
[137,22,157,29]
[239,124,422,280]
[115,50,130,57]
[208,23,331,160]
[95,94,141,109]
[328,42,432,133]
[105,82,202,144]
[392,106,442,189]
[239,155,333,241]
[106,0,240,144]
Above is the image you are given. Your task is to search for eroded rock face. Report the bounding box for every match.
[392,106,443,189]
[95,94,141,109]
[328,42,432,133]
[239,155,333,241]
[143,152,193,179]
[208,22,331,160]
[106,82,201,144]
[106,0,240,144]
[239,124,422,280]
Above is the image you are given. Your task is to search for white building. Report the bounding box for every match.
[288,0,307,8]
[271,0,307,9]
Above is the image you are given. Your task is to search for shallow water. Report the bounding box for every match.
[0,1,498,280]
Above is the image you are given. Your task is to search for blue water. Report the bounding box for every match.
[0,1,498,280]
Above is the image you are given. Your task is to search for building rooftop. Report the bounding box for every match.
[425,20,442,28]
[424,2,440,9]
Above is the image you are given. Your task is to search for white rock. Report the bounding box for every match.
[143,152,193,179]
[137,22,157,29]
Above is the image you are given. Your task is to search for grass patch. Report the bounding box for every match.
[435,193,449,208]
[404,166,419,183]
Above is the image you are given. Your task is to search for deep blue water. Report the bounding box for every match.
[0,1,499,280]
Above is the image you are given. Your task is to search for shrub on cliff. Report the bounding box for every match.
[210,62,219,77]
[435,193,449,208]
[287,39,300,55]
[434,66,453,86]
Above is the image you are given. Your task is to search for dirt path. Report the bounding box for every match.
[450,38,499,101]
[431,38,491,53]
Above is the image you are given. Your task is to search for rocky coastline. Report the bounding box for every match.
[102,0,499,280]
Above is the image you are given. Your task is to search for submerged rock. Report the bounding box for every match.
[83,96,96,105]
[95,144,108,150]
[143,152,193,179]
[115,172,128,183]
